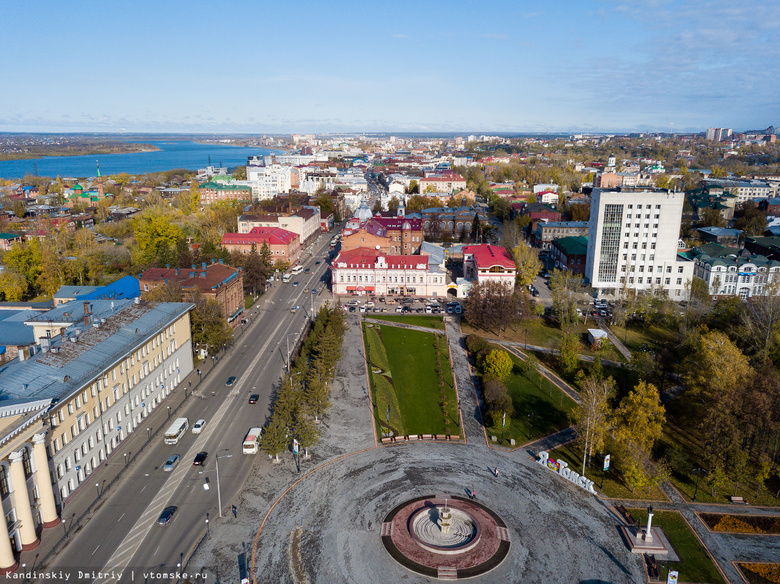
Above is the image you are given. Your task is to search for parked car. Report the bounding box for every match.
[455,305,462,314]
[347,300,360,306]
[395,306,403,313]
[193,451,208,466]
[359,305,367,313]
[158,506,178,525]
[163,455,180,472]
[192,419,207,434]
[348,306,356,312]
[248,394,259,404]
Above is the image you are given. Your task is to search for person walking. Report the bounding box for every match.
[232,505,237,518]
[471,489,476,500]
[494,467,499,477]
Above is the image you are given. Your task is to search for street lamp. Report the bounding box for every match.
[146,427,151,441]
[206,513,210,538]
[167,406,171,419]
[286,333,298,372]
[124,452,127,467]
[692,467,707,501]
[95,482,100,498]
[214,451,233,517]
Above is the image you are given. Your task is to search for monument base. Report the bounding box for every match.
[620,526,679,561]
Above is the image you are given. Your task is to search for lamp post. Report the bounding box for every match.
[692,467,707,501]
[95,482,100,499]
[146,427,151,442]
[214,451,233,517]
[206,513,210,538]
[167,406,171,419]
[124,452,127,467]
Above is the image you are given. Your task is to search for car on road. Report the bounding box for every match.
[312,288,317,294]
[315,260,320,265]
[348,306,356,312]
[163,455,180,472]
[193,451,208,466]
[158,506,178,525]
[192,419,207,434]
[304,268,310,273]
[292,281,299,287]
[365,301,375,308]
[248,394,259,404]
[395,306,403,313]
[226,376,237,386]
[290,306,300,313]
[304,287,309,293]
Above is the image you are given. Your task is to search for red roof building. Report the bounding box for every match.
[462,245,516,287]
[139,261,245,325]
[221,226,301,265]
[331,247,446,297]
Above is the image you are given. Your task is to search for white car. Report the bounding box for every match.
[192,419,207,434]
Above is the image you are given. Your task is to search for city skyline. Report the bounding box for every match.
[2,0,779,134]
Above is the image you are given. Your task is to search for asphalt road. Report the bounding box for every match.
[45,234,336,584]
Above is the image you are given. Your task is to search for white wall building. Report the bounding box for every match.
[693,251,780,298]
[245,164,293,200]
[585,188,693,300]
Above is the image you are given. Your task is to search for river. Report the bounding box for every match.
[0,141,281,180]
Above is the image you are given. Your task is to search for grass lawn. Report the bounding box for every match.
[462,317,626,362]
[364,324,459,438]
[482,344,577,446]
[616,323,678,355]
[366,314,445,330]
[549,441,667,500]
[629,509,726,584]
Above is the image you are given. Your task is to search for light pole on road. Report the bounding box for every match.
[215,451,232,517]
[286,333,298,372]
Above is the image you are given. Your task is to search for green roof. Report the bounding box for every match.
[0,232,22,240]
[201,181,251,192]
[552,235,588,256]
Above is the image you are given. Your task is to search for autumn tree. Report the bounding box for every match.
[190,294,233,355]
[740,284,780,360]
[612,381,666,457]
[464,280,516,335]
[482,349,513,380]
[572,376,615,473]
[549,268,584,328]
[0,269,28,301]
[132,211,184,265]
[512,243,542,288]
[559,331,581,377]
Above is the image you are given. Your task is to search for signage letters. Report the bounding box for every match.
[537,451,597,495]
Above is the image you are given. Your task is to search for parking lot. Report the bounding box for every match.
[338,295,463,315]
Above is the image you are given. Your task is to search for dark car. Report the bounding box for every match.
[293,281,299,287]
[226,376,236,386]
[158,506,178,525]
[193,451,208,466]
[304,268,310,272]
[248,394,259,404]
[315,260,320,265]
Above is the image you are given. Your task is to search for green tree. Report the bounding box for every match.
[558,331,580,376]
[372,199,383,214]
[190,295,233,355]
[549,269,584,328]
[0,269,28,301]
[12,199,26,218]
[572,376,615,473]
[262,417,288,462]
[612,381,666,455]
[512,243,542,288]
[292,415,320,457]
[407,180,419,194]
[482,349,513,380]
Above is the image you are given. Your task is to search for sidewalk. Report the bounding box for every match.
[16,305,263,574]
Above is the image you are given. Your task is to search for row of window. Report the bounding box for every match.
[0,450,34,498]
[621,276,683,286]
[340,273,439,284]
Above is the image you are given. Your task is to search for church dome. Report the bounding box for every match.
[355,201,372,222]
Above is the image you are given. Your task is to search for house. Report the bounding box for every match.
[237,207,321,244]
[462,244,516,287]
[696,226,742,246]
[341,217,423,255]
[0,232,24,251]
[199,182,252,205]
[692,246,780,298]
[139,261,245,326]
[533,221,589,249]
[221,227,301,265]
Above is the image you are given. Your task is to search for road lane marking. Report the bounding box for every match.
[117,513,125,523]
[92,545,101,556]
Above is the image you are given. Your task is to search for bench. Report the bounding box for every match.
[646,554,660,580]
[616,505,638,526]
[730,496,746,504]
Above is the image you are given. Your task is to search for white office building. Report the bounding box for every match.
[245,164,293,200]
[585,188,693,300]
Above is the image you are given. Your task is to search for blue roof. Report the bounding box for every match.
[75,275,140,301]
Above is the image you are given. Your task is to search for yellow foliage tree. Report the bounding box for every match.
[512,243,542,289]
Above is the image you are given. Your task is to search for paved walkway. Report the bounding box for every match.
[501,343,583,405]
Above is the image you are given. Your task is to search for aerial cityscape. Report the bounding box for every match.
[1,2,779,584]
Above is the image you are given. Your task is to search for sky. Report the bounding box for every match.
[1,0,778,134]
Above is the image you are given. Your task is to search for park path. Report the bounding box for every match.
[608,482,780,583]
[501,343,583,405]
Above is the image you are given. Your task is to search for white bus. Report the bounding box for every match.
[291,265,304,275]
[242,427,263,454]
[164,418,189,445]
[281,273,291,283]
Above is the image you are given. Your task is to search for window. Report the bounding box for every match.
[678,266,684,273]
[666,266,672,273]
[0,466,9,498]
[665,278,670,285]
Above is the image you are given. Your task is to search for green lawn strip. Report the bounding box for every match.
[436,334,461,434]
[482,344,577,446]
[550,441,666,500]
[364,325,391,372]
[629,508,726,584]
[617,323,678,355]
[367,314,445,330]
[378,325,459,436]
[371,374,405,436]
[462,318,626,362]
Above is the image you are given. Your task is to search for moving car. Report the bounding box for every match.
[193,451,208,466]
[292,281,299,287]
[158,506,178,525]
[248,394,259,404]
[163,455,180,472]
[192,419,207,434]
[315,260,320,265]
[226,376,237,386]
[290,306,300,313]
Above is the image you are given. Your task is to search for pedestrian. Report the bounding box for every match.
[494,467,499,477]
[471,489,476,500]
[232,505,237,518]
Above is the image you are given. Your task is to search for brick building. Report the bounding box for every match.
[221,227,301,265]
[341,217,423,255]
[199,182,253,205]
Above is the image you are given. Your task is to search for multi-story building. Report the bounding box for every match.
[245,164,293,200]
[701,178,772,205]
[462,244,516,287]
[341,217,423,255]
[408,207,489,240]
[331,247,447,297]
[0,298,194,568]
[533,221,589,249]
[705,128,732,141]
[238,207,321,244]
[139,261,245,326]
[199,182,253,205]
[585,188,693,299]
[221,227,301,265]
[551,236,589,274]
[692,246,780,298]
[418,172,466,193]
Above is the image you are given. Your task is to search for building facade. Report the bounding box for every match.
[199,182,253,205]
[551,236,588,274]
[331,247,447,297]
[341,218,423,255]
[221,227,301,265]
[238,207,321,244]
[693,249,780,298]
[462,244,516,287]
[533,221,589,249]
[585,188,693,299]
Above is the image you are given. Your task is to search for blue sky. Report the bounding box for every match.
[1,0,778,134]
